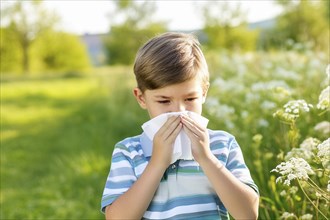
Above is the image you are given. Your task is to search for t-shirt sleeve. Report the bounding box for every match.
[226,137,259,195]
[100,144,137,213]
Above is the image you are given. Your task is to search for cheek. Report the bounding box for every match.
[186,100,203,114]
[146,105,168,118]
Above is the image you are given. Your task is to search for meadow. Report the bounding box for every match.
[1,51,329,219]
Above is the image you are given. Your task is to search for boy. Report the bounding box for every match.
[101,32,259,219]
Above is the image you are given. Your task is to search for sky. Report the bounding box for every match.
[28,1,283,35]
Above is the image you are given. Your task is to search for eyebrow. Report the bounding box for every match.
[154,92,200,99]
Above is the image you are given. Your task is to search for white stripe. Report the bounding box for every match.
[210,135,229,143]
[103,187,129,195]
[108,175,136,182]
[143,203,217,219]
[111,160,132,170]
[179,160,200,167]
[135,162,148,176]
[212,148,228,154]
[153,175,214,202]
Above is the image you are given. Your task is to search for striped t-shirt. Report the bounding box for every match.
[101,129,259,219]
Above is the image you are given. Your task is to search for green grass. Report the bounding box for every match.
[1,67,148,219]
[1,50,329,219]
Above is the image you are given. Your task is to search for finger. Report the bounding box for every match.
[166,120,182,142]
[157,116,181,139]
[182,123,199,139]
[181,115,205,132]
[181,116,203,137]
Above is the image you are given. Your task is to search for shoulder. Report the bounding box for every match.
[116,135,141,148]
[208,129,236,145]
[113,135,143,156]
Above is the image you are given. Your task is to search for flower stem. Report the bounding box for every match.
[298,180,328,219]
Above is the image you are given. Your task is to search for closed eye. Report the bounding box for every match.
[157,100,170,104]
[185,97,198,102]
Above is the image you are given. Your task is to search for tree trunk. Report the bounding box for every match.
[21,38,30,74]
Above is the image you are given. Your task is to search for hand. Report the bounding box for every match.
[181,115,211,162]
[151,116,182,170]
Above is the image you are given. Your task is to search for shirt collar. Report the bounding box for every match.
[140,132,153,157]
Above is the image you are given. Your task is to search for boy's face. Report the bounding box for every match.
[133,77,208,118]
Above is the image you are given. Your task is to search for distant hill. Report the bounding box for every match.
[80,33,107,66]
[248,18,276,30]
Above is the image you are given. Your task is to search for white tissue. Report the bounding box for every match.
[141,111,208,163]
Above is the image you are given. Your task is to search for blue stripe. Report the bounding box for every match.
[111,152,128,162]
[153,210,225,220]
[227,160,246,170]
[109,167,135,177]
[132,155,148,167]
[106,179,133,189]
[147,195,218,212]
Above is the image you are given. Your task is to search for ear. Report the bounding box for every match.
[133,87,147,109]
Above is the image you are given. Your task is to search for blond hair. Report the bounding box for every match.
[133,32,209,92]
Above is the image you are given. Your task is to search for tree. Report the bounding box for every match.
[31,30,91,73]
[1,0,58,73]
[0,27,22,73]
[198,1,258,51]
[261,0,329,51]
[104,0,167,65]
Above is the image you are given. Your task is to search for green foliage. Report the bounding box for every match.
[31,30,91,73]
[0,27,22,73]
[272,78,329,219]
[204,50,328,219]
[261,0,329,51]
[200,1,258,51]
[1,67,148,219]
[0,0,59,73]
[0,0,90,74]
[1,50,328,218]
[105,24,165,65]
[103,1,167,65]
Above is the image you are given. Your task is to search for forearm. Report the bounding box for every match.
[105,161,165,220]
[198,154,259,220]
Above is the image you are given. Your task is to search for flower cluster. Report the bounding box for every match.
[272,157,314,186]
[314,121,330,137]
[285,137,320,161]
[284,100,313,116]
[273,100,313,123]
[317,86,330,111]
[272,64,330,219]
[317,138,330,169]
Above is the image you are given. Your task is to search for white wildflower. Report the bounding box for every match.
[317,86,330,110]
[314,121,330,137]
[289,186,298,194]
[280,212,296,219]
[317,138,330,169]
[275,67,301,81]
[261,100,277,110]
[251,80,289,92]
[274,100,313,122]
[317,138,330,157]
[280,190,287,197]
[300,137,320,150]
[285,138,320,161]
[285,148,312,161]
[258,119,269,127]
[272,158,314,186]
[327,180,330,192]
[284,100,313,114]
[301,214,313,220]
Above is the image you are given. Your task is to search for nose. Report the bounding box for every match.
[171,101,186,112]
